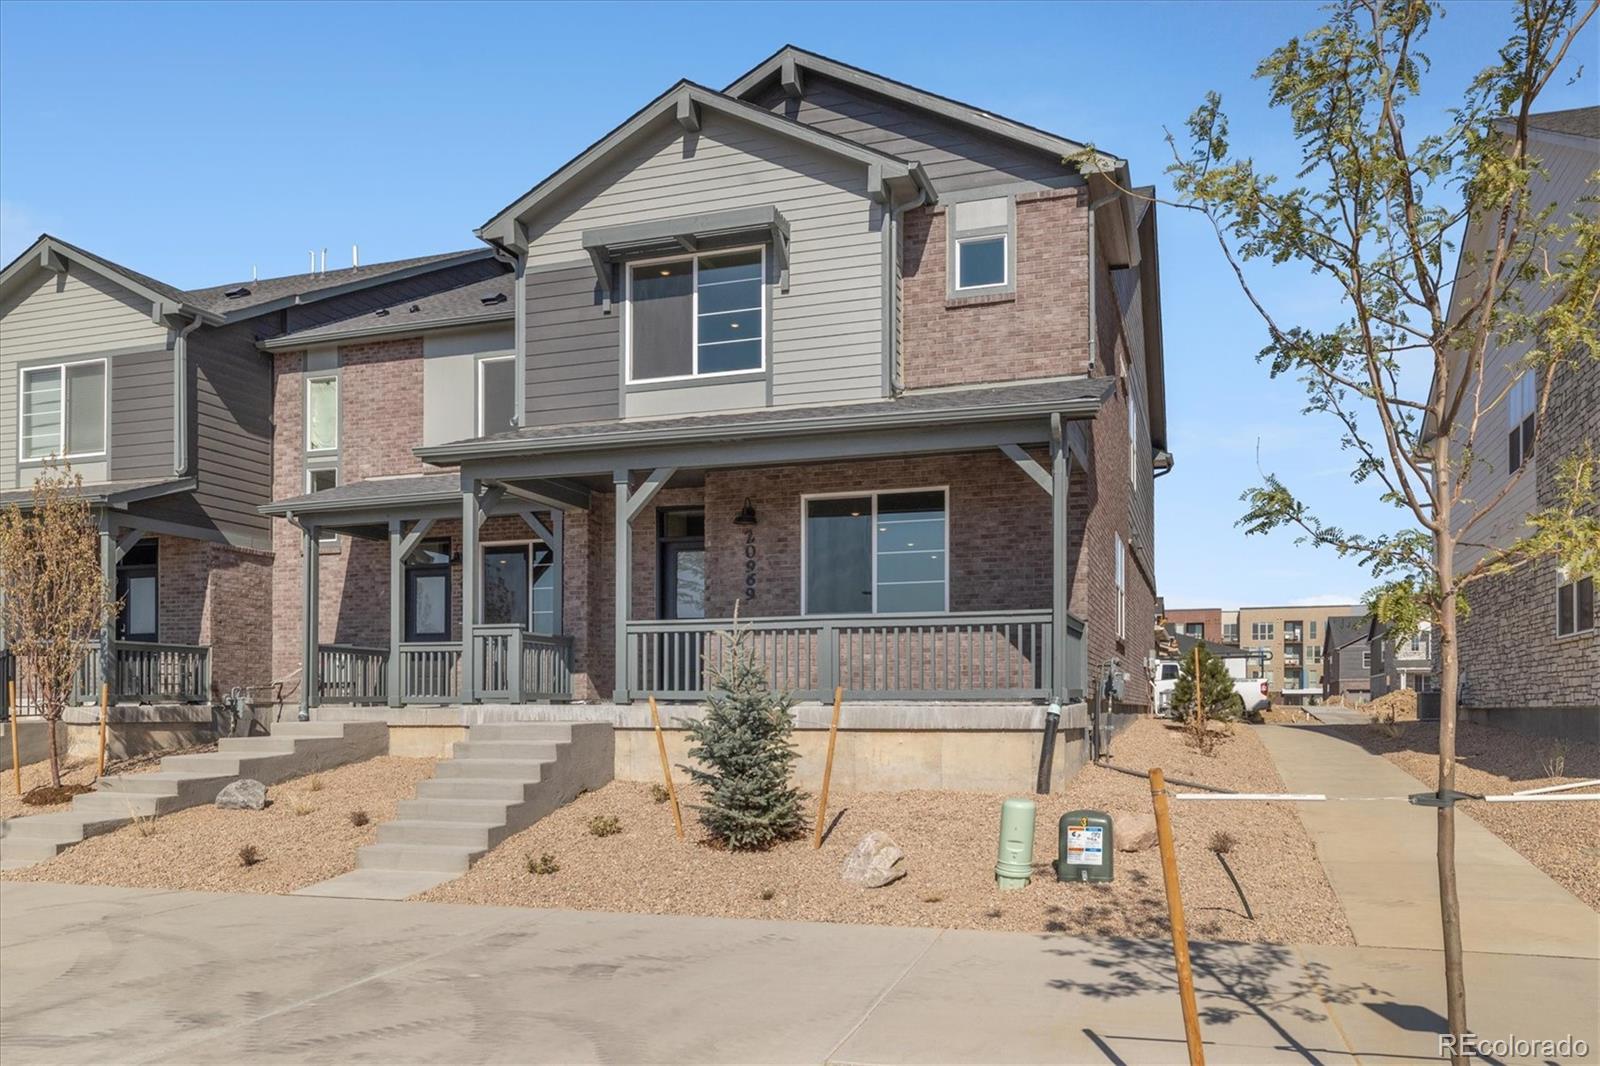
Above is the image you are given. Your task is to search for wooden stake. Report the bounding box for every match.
[812,686,843,849]
[8,681,20,796]
[1194,644,1204,722]
[1150,767,1205,1066]
[648,696,684,840]
[98,683,110,777]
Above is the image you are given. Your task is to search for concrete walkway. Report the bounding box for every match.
[1255,724,1600,959]
[3,882,1597,1064]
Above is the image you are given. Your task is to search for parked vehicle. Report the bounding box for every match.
[1152,660,1270,718]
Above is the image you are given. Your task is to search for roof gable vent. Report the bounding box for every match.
[374,308,390,317]
[223,285,251,299]
[480,292,508,306]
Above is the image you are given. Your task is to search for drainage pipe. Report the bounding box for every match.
[1095,757,1236,794]
[1034,699,1060,794]
[173,314,203,476]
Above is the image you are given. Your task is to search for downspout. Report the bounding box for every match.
[886,170,932,397]
[488,241,526,428]
[173,315,203,476]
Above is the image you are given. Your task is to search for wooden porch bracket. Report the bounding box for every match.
[999,443,1053,495]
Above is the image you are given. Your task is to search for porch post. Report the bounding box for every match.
[460,477,478,702]
[387,518,403,708]
[1050,413,1070,703]
[97,512,116,704]
[612,470,631,704]
[300,523,320,720]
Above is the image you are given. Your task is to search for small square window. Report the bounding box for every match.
[956,235,1007,290]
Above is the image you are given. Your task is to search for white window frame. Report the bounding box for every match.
[1127,392,1139,487]
[304,374,340,454]
[305,466,339,544]
[799,487,950,617]
[18,358,108,462]
[1114,533,1127,640]
[1556,573,1595,639]
[624,245,767,385]
[476,354,517,437]
[953,233,1009,292]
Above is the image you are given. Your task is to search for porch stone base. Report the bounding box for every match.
[310,701,1092,793]
[61,703,219,761]
[0,719,69,771]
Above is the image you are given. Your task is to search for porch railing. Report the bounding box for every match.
[74,641,212,704]
[317,644,387,705]
[473,626,574,703]
[400,643,462,704]
[625,610,1083,702]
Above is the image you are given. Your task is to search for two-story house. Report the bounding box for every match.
[3,48,1168,788]
[1321,614,1372,701]
[1368,620,1436,699]
[1446,107,1597,742]
[0,234,510,711]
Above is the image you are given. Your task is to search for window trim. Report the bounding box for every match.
[304,373,340,454]
[799,486,950,617]
[1556,573,1596,639]
[476,354,517,437]
[946,195,1017,299]
[1114,532,1126,640]
[478,538,559,633]
[623,245,768,385]
[18,357,109,462]
[305,465,340,545]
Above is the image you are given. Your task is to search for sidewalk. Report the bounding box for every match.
[3,882,1597,1064]
[1254,724,1600,959]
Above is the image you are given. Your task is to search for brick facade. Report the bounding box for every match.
[1457,353,1599,710]
[901,189,1092,390]
[153,535,274,700]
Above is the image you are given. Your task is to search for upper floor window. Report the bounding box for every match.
[20,359,106,460]
[478,355,516,436]
[1251,622,1275,642]
[1222,622,1239,643]
[306,466,338,545]
[1507,371,1536,473]
[1557,574,1595,638]
[948,196,1015,296]
[306,375,339,453]
[803,489,947,615]
[627,248,765,382]
[1127,393,1139,486]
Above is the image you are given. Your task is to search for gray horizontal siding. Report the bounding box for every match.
[182,319,274,539]
[109,349,174,480]
[753,75,1078,195]
[523,108,885,409]
[525,265,618,426]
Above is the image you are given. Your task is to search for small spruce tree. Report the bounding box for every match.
[1173,645,1244,722]
[679,625,807,850]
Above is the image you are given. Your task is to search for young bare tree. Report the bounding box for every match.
[1079,0,1597,1056]
[0,466,120,788]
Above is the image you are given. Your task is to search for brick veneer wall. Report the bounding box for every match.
[1457,352,1599,710]
[156,535,274,700]
[901,188,1092,390]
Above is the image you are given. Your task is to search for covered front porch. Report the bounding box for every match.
[268,379,1107,717]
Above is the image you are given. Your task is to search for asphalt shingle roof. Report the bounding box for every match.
[1326,615,1371,650]
[184,249,490,315]
[263,272,515,346]
[1526,106,1599,139]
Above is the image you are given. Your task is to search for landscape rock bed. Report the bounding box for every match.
[1329,720,1599,911]
[1,756,435,894]
[421,720,1355,945]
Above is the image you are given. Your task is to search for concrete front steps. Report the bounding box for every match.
[0,722,388,870]
[296,722,613,900]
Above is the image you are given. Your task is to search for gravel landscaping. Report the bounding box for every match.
[421,719,1355,945]
[1,756,434,894]
[0,743,217,821]
[1325,719,1599,912]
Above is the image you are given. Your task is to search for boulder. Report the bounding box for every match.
[215,779,268,811]
[1113,811,1158,853]
[841,830,906,888]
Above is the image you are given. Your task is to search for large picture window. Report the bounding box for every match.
[803,489,947,615]
[20,359,106,460]
[628,248,764,382]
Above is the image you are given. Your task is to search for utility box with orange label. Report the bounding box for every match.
[1055,809,1114,883]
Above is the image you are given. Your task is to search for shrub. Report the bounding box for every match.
[305,775,325,793]
[238,844,261,867]
[348,809,370,827]
[1209,830,1237,855]
[649,783,670,804]
[588,814,622,837]
[1542,739,1569,779]
[289,794,315,817]
[527,852,559,876]
[759,887,776,901]
[680,624,807,850]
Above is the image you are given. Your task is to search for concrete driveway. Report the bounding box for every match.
[3,882,1596,1064]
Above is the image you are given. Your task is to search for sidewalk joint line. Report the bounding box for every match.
[822,928,944,1065]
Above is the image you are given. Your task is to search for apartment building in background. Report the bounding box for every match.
[1163,607,1220,643]
[1235,604,1364,692]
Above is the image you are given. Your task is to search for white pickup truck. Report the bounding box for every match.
[1152,659,1271,718]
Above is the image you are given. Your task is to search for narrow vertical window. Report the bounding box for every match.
[306,375,339,452]
[478,356,516,436]
[1114,533,1127,640]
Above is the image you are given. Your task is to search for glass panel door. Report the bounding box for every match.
[116,540,158,642]
[405,569,450,642]
[481,546,530,627]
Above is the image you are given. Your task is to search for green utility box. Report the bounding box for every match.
[1055,810,1114,883]
[995,798,1037,890]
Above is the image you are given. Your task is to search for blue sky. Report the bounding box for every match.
[2,1,1594,609]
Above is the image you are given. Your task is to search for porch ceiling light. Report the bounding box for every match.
[734,498,758,526]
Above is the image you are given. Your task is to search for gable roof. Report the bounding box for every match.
[477,80,932,249]
[725,45,1123,171]
[0,234,222,325]
[1525,106,1599,140]
[1325,615,1370,651]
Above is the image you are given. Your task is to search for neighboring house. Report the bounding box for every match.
[1445,106,1598,741]
[0,234,508,705]
[1236,604,1364,692]
[1368,620,1435,699]
[1322,615,1372,701]
[1164,608,1220,643]
[0,47,1171,788]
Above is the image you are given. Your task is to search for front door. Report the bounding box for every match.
[116,540,158,643]
[658,508,705,620]
[482,545,530,627]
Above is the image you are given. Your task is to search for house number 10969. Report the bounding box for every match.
[743,529,757,603]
